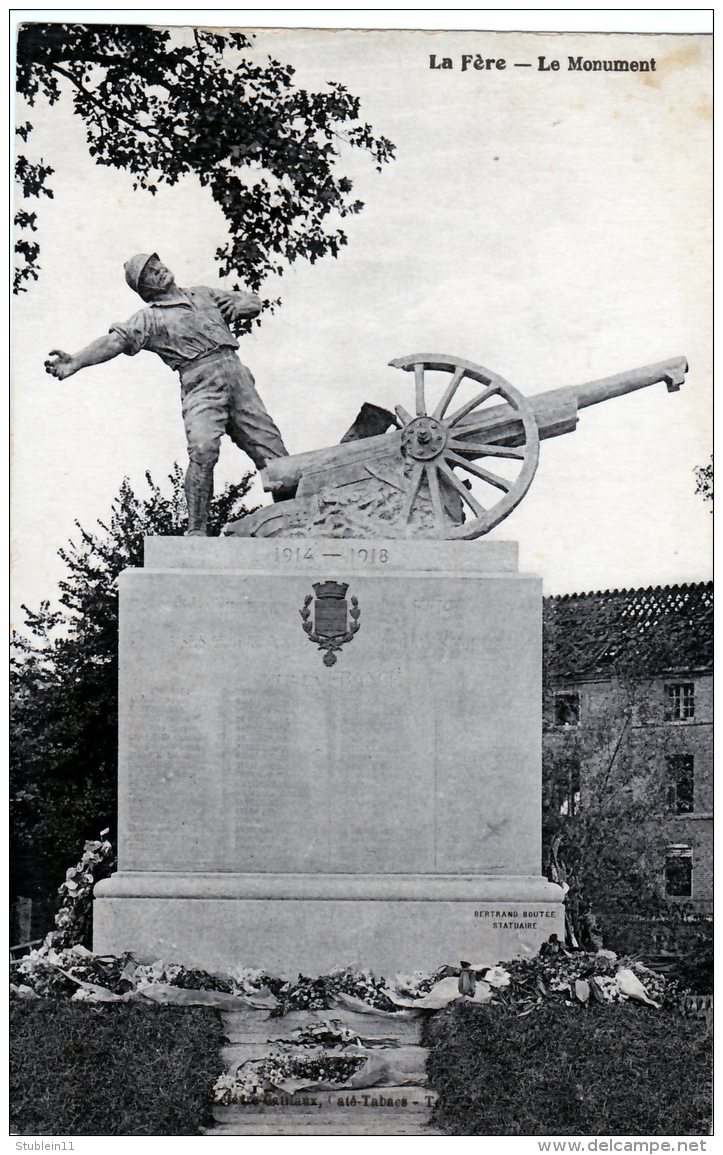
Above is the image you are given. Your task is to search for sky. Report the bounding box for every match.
[11,16,712,622]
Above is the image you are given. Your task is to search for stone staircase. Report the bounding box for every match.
[206,1006,441,1136]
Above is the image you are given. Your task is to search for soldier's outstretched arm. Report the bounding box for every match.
[45,331,127,380]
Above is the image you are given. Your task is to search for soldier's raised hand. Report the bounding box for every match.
[45,350,76,379]
[218,298,243,328]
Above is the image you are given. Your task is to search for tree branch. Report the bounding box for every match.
[48,63,174,150]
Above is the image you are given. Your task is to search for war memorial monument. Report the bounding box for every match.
[49,231,690,980]
[86,310,687,975]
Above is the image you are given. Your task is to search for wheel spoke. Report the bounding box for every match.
[445,451,511,492]
[395,403,414,426]
[446,385,498,427]
[437,459,487,516]
[447,438,525,460]
[399,460,424,523]
[432,366,465,420]
[415,364,426,415]
[424,461,447,531]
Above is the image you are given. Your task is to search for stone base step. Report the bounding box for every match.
[211,1088,438,1135]
[206,1007,437,1137]
[207,1115,442,1135]
[223,1007,422,1044]
[221,1042,429,1080]
[221,1041,275,1066]
[214,1087,435,1117]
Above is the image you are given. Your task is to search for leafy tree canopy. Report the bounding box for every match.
[10,466,255,928]
[15,22,395,292]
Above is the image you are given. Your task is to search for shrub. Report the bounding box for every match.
[424,1001,712,1136]
[10,1001,225,1136]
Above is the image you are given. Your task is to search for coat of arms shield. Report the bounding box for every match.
[300,581,361,665]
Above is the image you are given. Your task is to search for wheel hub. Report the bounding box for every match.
[401,416,447,460]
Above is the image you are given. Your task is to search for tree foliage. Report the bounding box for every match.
[694,455,712,506]
[541,590,712,952]
[15,22,395,292]
[10,466,256,928]
[542,686,662,949]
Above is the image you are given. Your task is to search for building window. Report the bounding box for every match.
[664,682,695,721]
[666,754,694,813]
[665,845,692,897]
[554,692,580,726]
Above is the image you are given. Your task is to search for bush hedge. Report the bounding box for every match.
[424,1001,712,1136]
[10,1001,225,1136]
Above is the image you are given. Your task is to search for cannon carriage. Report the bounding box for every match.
[226,353,688,540]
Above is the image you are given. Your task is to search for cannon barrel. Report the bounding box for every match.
[529,354,688,412]
[261,355,688,494]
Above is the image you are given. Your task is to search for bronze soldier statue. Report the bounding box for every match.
[45,253,288,535]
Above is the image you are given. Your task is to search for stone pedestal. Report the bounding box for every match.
[94,537,564,975]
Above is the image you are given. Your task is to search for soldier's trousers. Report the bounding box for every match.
[179,348,288,470]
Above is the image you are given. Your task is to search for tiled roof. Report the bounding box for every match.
[543,582,713,680]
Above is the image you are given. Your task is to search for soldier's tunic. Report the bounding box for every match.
[110,286,288,469]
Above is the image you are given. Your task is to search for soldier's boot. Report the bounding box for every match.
[184,461,214,537]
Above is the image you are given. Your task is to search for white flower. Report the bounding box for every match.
[485,966,511,988]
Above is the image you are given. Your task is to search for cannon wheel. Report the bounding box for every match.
[389,354,540,540]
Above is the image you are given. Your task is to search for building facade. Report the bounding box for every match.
[542,583,712,918]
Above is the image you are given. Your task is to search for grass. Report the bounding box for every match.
[423,1001,712,1136]
[10,1001,226,1136]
